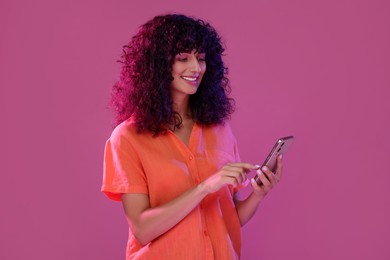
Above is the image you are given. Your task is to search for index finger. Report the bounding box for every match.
[227,162,259,171]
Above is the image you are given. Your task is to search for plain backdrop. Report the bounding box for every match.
[1,0,389,259]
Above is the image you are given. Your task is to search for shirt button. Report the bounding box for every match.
[189,155,194,160]
[204,230,208,236]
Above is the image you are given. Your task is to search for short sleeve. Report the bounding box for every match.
[233,137,241,163]
[222,123,244,195]
[101,129,148,201]
[232,136,245,194]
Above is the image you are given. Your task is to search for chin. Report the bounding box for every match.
[171,86,199,96]
[187,87,198,95]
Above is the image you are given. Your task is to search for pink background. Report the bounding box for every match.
[1,0,389,259]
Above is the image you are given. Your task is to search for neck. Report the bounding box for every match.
[172,93,191,119]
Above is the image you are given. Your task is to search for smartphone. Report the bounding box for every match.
[254,136,294,185]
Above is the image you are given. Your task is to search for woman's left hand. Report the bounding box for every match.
[250,154,283,199]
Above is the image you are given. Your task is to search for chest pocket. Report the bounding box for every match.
[204,149,236,175]
[144,155,193,207]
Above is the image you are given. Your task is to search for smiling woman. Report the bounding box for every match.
[110,13,234,135]
[171,50,207,96]
[102,13,283,260]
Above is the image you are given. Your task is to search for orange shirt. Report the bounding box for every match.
[102,118,242,259]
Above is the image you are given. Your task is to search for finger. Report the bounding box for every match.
[275,154,283,179]
[220,170,247,187]
[240,171,248,185]
[242,178,250,187]
[226,164,259,178]
[231,172,245,185]
[223,175,239,187]
[222,166,248,184]
[261,166,279,185]
[222,166,245,180]
[261,166,278,186]
[223,165,246,173]
[257,169,272,189]
[228,162,259,171]
[250,178,263,192]
[235,170,247,185]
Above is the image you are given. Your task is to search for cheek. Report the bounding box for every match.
[171,63,183,75]
[201,64,207,73]
[171,69,181,80]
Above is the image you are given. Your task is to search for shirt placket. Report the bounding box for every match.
[186,126,214,259]
[184,152,212,259]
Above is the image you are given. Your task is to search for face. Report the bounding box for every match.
[170,49,206,97]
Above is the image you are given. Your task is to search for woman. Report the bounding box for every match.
[102,13,283,259]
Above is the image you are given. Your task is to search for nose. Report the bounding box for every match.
[189,56,201,73]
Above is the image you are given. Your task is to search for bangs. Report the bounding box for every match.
[170,21,209,55]
[173,37,206,55]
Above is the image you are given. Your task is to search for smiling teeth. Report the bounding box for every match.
[182,76,197,82]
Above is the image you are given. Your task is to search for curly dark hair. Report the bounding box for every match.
[110,13,235,135]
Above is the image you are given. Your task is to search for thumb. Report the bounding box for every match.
[242,178,250,187]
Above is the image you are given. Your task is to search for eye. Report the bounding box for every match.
[197,54,206,61]
[176,55,188,61]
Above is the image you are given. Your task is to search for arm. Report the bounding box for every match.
[122,185,207,245]
[234,155,283,226]
[122,162,257,245]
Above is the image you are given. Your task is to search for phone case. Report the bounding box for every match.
[254,136,294,185]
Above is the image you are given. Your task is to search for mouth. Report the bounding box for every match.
[181,76,199,82]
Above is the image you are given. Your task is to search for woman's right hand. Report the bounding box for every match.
[200,163,259,194]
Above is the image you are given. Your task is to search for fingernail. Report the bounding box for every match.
[262,166,268,172]
[243,179,250,187]
[256,169,262,175]
[255,164,261,169]
[279,154,283,159]
[251,178,256,184]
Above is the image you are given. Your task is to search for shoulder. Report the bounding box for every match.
[204,121,235,138]
[201,121,238,147]
[108,118,146,146]
[110,118,136,138]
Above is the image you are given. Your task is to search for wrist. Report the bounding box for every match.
[196,182,210,197]
[250,191,265,203]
